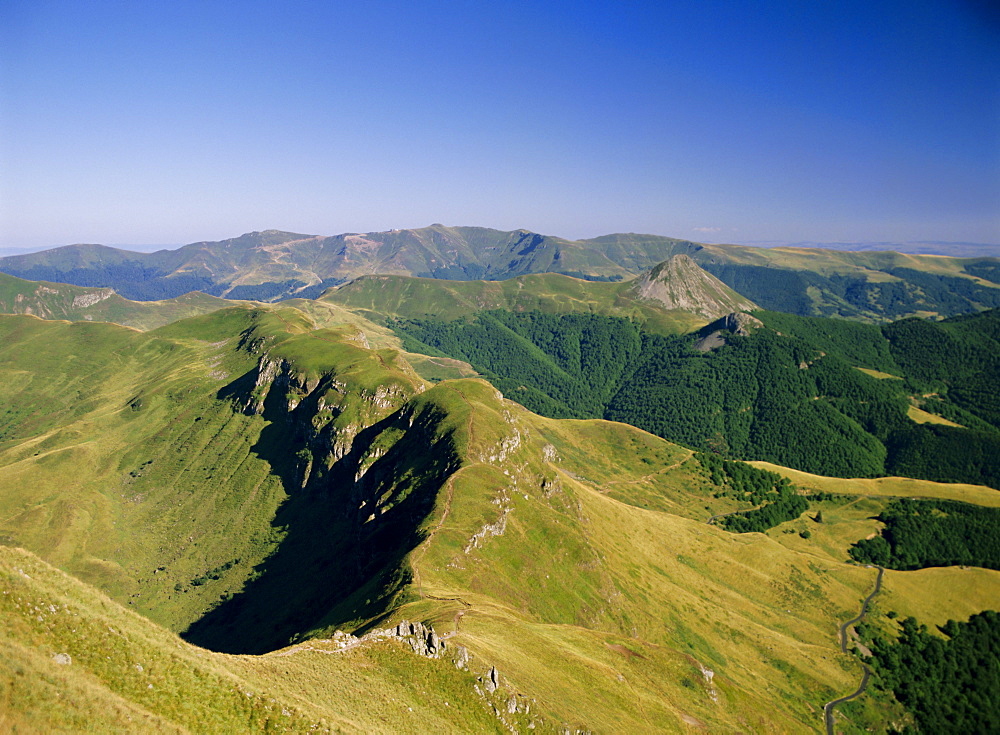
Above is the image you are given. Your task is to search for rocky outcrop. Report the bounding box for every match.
[629,254,756,321]
[693,311,764,351]
[392,619,446,657]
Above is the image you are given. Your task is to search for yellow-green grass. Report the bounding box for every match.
[363,389,887,732]
[0,308,426,636]
[878,567,1000,630]
[528,417,749,521]
[0,546,505,734]
[280,296,406,349]
[702,243,993,281]
[3,304,996,733]
[906,404,963,427]
[748,462,1000,507]
[854,367,901,380]
[763,494,887,564]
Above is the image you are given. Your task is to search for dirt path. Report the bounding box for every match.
[823,565,884,735]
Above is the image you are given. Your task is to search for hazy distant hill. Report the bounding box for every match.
[4,225,998,321]
[750,240,1000,258]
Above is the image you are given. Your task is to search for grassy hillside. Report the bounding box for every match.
[0,545,504,733]
[0,272,237,329]
[321,270,713,335]
[2,306,997,732]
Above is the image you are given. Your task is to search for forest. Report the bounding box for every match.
[697,453,808,533]
[392,309,1000,487]
[848,499,1000,570]
[861,611,1000,733]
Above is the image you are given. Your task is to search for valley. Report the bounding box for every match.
[0,232,997,732]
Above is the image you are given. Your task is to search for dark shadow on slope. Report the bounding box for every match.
[181,371,459,654]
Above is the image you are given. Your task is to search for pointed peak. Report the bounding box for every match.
[630,256,757,321]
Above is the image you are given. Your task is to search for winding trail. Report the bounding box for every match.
[823,566,884,735]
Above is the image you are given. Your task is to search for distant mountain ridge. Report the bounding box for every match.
[2,225,999,321]
[739,240,1000,258]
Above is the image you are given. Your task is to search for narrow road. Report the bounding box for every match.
[823,566,884,735]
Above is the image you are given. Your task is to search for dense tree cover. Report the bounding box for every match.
[701,263,1000,320]
[849,499,1000,570]
[754,310,900,373]
[862,611,1000,734]
[607,329,895,477]
[698,454,808,532]
[720,495,809,533]
[699,265,819,316]
[392,311,643,418]
[885,425,1000,489]
[391,309,1000,486]
[964,259,1000,284]
[699,453,792,504]
[884,267,1000,314]
[884,309,1000,430]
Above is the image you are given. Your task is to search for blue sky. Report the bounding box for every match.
[1,0,998,248]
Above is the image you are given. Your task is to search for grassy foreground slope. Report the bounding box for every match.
[0,545,502,734]
[1,308,998,732]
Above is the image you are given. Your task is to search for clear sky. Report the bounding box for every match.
[1,0,998,248]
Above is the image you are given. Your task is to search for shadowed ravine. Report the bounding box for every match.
[181,368,459,654]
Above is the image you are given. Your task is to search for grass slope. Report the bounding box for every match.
[0,272,237,330]
[1,307,998,732]
[0,545,503,733]
[322,271,708,335]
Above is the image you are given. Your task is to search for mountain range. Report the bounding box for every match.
[0,228,998,732]
[3,225,999,321]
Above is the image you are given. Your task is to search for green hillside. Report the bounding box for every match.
[1,305,998,732]
[0,545,505,733]
[0,272,238,329]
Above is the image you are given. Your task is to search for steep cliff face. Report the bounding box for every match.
[629,253,757,320]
